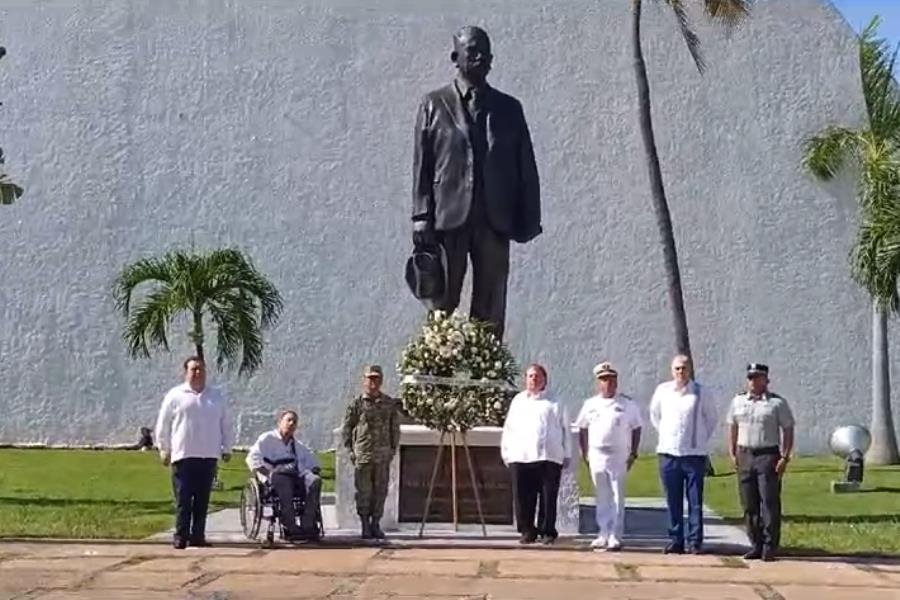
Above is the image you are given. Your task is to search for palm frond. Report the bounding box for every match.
[802,127,862,180]
[0,150,24,205]
[122,289,176,359]
[702,0,751,27]
[665,0,705,73]
[852,199,900,311]
[207,290,264,376]
[859,16,900,141]
[0,176,23,205]
[860,137,900,205]
[204,248,284,328]
[851,138,900,310]
[111,257,176,316]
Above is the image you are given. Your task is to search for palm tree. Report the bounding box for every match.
[0,46,23,206]
[0,150,23,206]
[112,247,284,377]
[803,16,900,465]
[631,0,750,357]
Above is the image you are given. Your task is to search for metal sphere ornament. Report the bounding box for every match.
[829,425,871,492]
[829,425,872,459]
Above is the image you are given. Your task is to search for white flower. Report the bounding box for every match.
[493,401,502,410]
[494,361,502,369]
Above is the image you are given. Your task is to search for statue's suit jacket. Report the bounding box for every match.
[412,83,542,243]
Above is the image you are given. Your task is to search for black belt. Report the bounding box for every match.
[737,446,780,456]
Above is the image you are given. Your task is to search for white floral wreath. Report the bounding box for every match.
[397,310,519,432]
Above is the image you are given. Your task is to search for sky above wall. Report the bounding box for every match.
[831,0,900,54]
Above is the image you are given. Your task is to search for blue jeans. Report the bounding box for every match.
[658,454,706,548]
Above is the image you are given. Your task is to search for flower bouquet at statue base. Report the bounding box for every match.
[397,310,518,433]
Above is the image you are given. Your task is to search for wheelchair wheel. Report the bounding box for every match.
[239,480,262,541]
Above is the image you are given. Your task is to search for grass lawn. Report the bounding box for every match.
[577,455,900,555]
[2,449,898,554]
[0,449,334,539]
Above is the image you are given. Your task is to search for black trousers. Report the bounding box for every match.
[736,447,782,551]
[435,207,510,340]
[271,471,322,534]
[510,461,562,538]
[171,457,217,542]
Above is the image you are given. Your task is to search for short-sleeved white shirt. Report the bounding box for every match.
[574,394,643,454]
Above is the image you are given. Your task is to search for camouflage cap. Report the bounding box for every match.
[363,364,384,378]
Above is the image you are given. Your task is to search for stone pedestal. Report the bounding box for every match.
[334,424,581,534]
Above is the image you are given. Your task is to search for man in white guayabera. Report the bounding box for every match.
[650,354,718,555]
[575,362,642,551]
[501,363,571,545]
[155,356,233,550]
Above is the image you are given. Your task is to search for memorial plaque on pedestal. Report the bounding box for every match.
[398,444,513,524]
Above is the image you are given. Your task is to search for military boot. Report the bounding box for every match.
[370,516,386,540]
[360,516,372,539]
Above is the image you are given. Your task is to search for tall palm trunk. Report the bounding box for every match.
[191,309,205,360]
[632,0,692,358]
[869,302,900,464]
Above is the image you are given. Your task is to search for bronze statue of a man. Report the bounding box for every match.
[410,26,542,340]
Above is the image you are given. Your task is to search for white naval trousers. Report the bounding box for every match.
[589,450,628,538]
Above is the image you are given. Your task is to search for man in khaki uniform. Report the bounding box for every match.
[341,365,401,539]
[727,363,795,562]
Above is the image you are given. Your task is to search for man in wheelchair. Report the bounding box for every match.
[246,409,322,541]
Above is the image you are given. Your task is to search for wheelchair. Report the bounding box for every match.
[239,471,325,547]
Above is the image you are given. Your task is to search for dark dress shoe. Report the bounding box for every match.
[518,532,537,545]
[743,548,762,560]
[189,538,212,548]
[541,535,557,545]
[761,548,776,562]
[689,546,704,555]
[284,529,305,542]
[173,537,187,550]
[663,542,684,554]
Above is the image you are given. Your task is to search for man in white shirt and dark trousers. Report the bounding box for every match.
[246,409,322,541]
[500,364,571,545]
[649,354,717,554]
[576,362,642,551]
[155,356,233,549]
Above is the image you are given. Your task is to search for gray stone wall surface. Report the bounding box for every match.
[0,0,888,452]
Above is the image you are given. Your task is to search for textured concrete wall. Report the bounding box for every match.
[0,0,887,453]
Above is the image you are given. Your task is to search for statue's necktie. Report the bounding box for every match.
[468,89,484,127]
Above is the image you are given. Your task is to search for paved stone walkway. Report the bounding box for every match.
[148,496,751,550]
[0,541,898,600]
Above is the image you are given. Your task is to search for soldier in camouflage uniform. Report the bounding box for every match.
[341,364,401,539]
